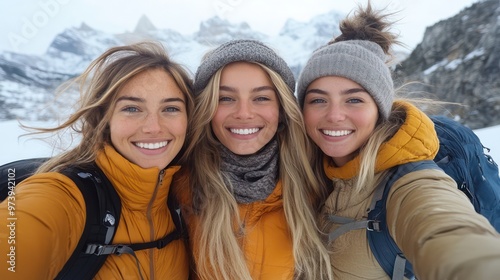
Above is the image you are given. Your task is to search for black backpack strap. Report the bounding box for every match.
[167,190,185,240]
[367,160,440,280]
[87,190,184,252]
[55,163,122,280]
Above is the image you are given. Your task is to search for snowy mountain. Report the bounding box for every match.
[2,1,499,129]
[0,9,345,123]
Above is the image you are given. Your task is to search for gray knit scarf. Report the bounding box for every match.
[219,139,279,204]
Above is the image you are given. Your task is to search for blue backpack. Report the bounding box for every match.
[328,115,500,280]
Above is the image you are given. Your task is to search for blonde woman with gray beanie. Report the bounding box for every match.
[174,39,332,280]
[297,2,500,280]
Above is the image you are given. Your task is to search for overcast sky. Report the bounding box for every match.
[0,0,479,55]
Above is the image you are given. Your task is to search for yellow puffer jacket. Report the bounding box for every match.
[177,179,294,280]
[0,145,189,279]
[320,101,500,280]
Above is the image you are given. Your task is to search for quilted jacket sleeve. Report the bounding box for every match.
[386,168,500,280]
[0,172,86,280]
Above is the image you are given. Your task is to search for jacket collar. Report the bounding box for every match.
[324,101,439,180]
[96,145,181,210]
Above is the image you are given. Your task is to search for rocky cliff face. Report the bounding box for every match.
[394,0,500,129]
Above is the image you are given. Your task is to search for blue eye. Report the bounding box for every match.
[219,96,233,102]
[255,96,271,102]
[122,106,140,113]
[347,98,363,104]
[309,98,326,104]
[164,106,180,112]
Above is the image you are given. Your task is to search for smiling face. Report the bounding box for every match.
[302,76,379,167]
[211,62,280,155]
[109,68,187,169]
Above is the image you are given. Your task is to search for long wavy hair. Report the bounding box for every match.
[310,2,449,194]
[182,62,332,280]
[30,41,194,173]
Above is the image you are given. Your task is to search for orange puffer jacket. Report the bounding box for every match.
[0,145,189,279]
[177,180,294,280]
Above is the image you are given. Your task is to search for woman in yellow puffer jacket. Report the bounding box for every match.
[0,41,194,279]
[297,3,500,280]
[174,39,333,280]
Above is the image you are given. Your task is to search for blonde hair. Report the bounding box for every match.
[29,41,194,173]
[183,62,332,280]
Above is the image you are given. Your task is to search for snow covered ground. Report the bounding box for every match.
[1,119,499,169]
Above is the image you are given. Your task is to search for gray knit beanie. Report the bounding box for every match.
[296,40,394,120]
[193,39,295,95]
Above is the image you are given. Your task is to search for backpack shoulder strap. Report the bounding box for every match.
[167,190,184,239]
[57,165,184,280]
[367,160,439,280]
[115,193,184,253]
[55,163,122,280]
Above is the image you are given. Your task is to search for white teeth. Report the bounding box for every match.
[135,141,168,150]
[230,128,260,135]
[322,130,352,137]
